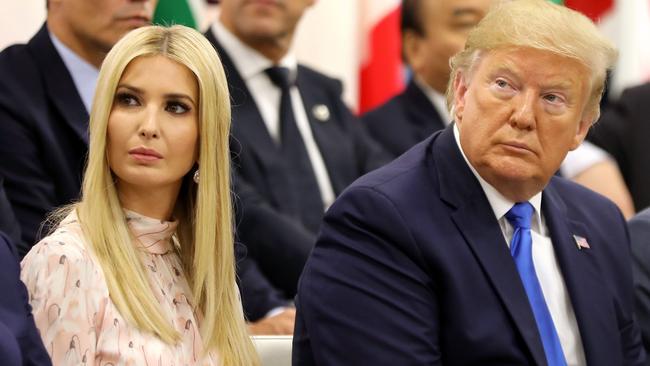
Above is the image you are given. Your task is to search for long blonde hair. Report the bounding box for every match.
[65,25,257,365]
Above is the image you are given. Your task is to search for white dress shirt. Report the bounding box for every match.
[49,32,99,114]
[211,21,336,210]
[453,125,587,366]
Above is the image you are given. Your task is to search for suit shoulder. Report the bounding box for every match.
[297,64,342,93]
[0,43,43,98]
[621,82,650,100]
[345,137,433,195]
[362,94,407,127]
[0,43,36,78]
[630,207,650,227]
[550,176,621,216]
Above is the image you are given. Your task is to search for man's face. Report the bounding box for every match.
[219,0,315,46]
[453,47,593,201]
[406,0,491,93]
[53,0,157,54]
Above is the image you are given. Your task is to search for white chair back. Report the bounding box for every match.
[251,335,293,366]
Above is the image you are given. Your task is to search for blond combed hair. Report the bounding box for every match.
[446,0,618,123]
[61,25,258,365]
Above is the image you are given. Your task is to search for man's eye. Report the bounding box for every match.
[544,94,563,104]
[495,79,509,88]
[116,93,139,106]
[166,102,190,114]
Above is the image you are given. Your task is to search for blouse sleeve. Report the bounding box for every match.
[21,235,107,365]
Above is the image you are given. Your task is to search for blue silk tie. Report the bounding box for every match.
[506,202,567,366]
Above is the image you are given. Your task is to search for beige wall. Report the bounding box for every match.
[0,1,46,49]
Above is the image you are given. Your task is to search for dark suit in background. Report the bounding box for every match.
[293,128,644,365]
[0,232,51,365]
[628,207,650,364]
[362,79,446,158]
[588,83,650,211]
[205,31,389,318]
[0,178,21,244]
[0,25,88,255]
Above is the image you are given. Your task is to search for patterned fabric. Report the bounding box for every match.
[20,210,220,365]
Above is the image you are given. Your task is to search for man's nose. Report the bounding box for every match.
[509,90,536,130]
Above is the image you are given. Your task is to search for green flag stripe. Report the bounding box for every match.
[153,0,197,29]
[548,0,565,4]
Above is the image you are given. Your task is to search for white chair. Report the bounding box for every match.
[251,335,293,366]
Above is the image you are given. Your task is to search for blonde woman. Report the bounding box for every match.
[20,25,259,365]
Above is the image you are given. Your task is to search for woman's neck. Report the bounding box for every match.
[117,182,181,221]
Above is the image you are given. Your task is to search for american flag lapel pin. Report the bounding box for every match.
[573,235,590,250]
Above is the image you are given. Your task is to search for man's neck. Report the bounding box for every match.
[47,21,106,68]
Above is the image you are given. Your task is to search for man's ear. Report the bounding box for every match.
[453,71,468,124]
[570,110,596,150]
[403,30,424,73]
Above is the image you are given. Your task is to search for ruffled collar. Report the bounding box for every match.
[125,210,178,255]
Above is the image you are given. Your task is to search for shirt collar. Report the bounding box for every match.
[414,76,452,126]
[49,32,99,113]
[211,20,298,82]
[452,124,543,232]
[124,209,178,255]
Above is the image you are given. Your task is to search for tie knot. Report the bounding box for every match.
[265,66,293,89]
[505,202,534,229]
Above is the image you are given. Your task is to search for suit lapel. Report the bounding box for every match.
[434,127,548,365]
[207,31,292,206]
[206,32,278,157]
[542,184,614,366]
[28,24,89,145]
[295,69,350,195]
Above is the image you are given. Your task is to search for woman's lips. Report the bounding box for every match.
[128,147,162,162]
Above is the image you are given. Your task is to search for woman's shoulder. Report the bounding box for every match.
[21,211,97,274]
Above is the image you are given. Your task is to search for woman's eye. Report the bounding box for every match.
[115,93,139,106]
[166,101,190,114]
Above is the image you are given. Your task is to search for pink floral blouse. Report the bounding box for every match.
[20,210,220,365]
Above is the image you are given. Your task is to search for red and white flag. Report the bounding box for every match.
[358,0,403,114]
[573,235,591,250]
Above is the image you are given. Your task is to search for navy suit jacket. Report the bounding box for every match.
[0,177,21,244]
[362,79,446,158]
[628,207,650,364]
[294,126,645,365]
[0,24,88,256]
[0,232,51,365]
[205,30,389,318]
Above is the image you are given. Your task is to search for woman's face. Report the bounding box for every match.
[107,55,199,194]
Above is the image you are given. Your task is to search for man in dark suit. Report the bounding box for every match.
[294,1,645,365]
[628,207,650,364]
[363,0,635,218]
[206,0,389,331]
[363,0,490,157]
[0,0,158,255]
[589,83,650,212]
